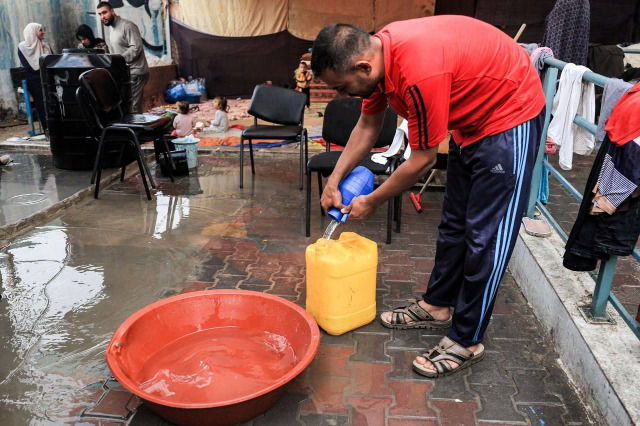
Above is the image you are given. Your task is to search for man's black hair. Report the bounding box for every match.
[311,24,372,77]
[97,1,113,10]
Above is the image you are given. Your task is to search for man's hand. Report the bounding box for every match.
[341,194,378,220]
[321,182,345,213]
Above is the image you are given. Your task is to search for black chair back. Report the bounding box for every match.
[78,68,124,127]
[75,85,103,137]
[322,98,398,149]
[247,84,306,125]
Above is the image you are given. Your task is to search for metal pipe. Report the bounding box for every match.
[543,160,583,202]
[543,57,609,87]
[590,256,618,319]
[527,66,558,218]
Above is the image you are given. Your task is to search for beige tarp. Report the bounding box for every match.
[176,0,435,39]
[288,0,374,40]
[373,0,437,31]
[179,0,288,37]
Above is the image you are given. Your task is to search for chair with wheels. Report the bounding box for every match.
[240,84,308,189]
[76,68,174,199]
[305,97,401,243]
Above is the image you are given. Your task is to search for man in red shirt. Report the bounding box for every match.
[311,16,545,377]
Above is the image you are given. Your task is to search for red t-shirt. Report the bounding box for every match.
[362,16,546,149]
[605,81,640,146]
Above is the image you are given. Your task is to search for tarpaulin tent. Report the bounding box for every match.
[170,0,640,98]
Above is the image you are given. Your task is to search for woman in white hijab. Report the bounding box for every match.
[18,23,53,131]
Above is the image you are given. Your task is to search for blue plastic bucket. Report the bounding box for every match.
[172,138,199,169]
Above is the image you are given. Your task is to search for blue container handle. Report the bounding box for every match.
[327,166,375,223]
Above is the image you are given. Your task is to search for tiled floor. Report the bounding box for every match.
[0,154,596,425]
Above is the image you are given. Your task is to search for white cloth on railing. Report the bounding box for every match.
[371,119,408,165]
[548,63,595,170]
[595,78,632,142]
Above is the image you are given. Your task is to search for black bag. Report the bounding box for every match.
[158,151,189,177]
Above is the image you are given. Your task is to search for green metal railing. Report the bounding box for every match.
[526,57,640,339]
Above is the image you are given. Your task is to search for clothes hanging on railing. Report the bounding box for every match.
[563,137,640,271]
[542,0,590,66]
[548,63,595,170]
[604,81,640,144]
[564,86,640,271]
[595,78,632,142]
[530,47,553,77]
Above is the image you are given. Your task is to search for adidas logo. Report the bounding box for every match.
[490,164,505,174]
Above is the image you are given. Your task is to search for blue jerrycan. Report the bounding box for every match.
[327,166,375,223]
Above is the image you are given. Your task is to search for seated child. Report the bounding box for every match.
[171,101,193,137]
[207,96,229,133]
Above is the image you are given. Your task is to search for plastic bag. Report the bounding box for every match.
[165,83,186,103]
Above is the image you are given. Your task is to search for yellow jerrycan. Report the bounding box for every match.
[305,232,378,335]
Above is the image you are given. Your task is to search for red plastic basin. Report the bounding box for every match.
[106,290,320,426]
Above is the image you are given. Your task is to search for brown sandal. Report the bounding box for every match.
[380,298,452,329]
[412,336,485,378]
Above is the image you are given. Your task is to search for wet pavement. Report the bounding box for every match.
[0,153,596,425]
[543,151,640,320]
[0,152,93,229]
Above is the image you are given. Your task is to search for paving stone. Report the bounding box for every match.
[517,404,568,426]
[430,400,479,426]
[83,386,138,420]
[381,265,413,282]
[388,380,437,418]
[319,329,355,347]
[238,283,272,292]
[299,413,350,426]
[511,370,562,404]
[386,281,418,301]
[470,383,525,423]
[387,349,430,382]
[309,345,354,378]
[379,250,413,265]
[252,392,306,425]
[347,396,392,426]
[348,362,393,397]
[266,276,302,297]
[387,419,438,426]
[179,280,214,294]
[489,339,548,371]
[350,333,391,363]
[466,351,514,386]
[213,273,244,289]
[352,316,389,334]
[485,314,539,341]
[128,404,173,425]
[387,329,425,350]
[428,368,476,401]
[541,358,596,425]
[302,376,350,414]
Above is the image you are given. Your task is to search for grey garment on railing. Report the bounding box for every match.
[596,78,633,142]
[532,49,553,77]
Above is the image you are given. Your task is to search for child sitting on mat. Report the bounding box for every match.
[207,96,229,133]
[171,101,193,137]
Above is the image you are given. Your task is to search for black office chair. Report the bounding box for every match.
[76,68,174,200]
[305,97,401,243]
[240,84,308,189]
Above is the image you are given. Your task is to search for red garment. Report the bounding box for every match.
[362,16,545,149]
[605,81,640,146]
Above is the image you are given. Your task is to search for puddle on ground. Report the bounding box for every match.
[0,158,307,423]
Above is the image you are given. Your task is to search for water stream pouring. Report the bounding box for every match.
[323,166,375,239]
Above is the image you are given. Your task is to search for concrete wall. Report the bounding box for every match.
[0,0,96,116]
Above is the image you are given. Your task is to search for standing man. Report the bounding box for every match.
[97,1,149,113]
[311,16,545,377]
